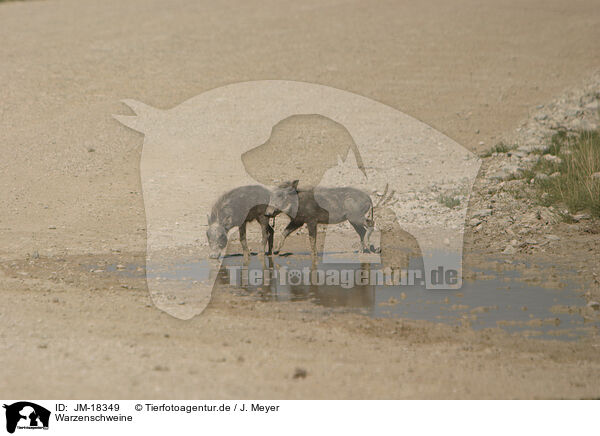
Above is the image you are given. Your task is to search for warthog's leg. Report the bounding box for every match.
[275,220,303,254]
[239,221,250,262]
[364,218,380,253]
[257,215,274,255]
[307,221,318,264]
[349,221,369,253]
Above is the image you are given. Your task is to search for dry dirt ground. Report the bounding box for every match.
[1,0,600,399]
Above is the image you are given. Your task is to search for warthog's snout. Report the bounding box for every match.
[265,205,277,217]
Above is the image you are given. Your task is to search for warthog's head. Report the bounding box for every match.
[265,180,299,218]
[206,222,228,259]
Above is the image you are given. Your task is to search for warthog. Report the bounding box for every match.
[207,185,274,260]
[265,180,376,259]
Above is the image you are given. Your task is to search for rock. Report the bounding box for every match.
[535,173,549,182]
[293,368,308,379]
[572,213,591,222]
[508,151,527,159]
[504,179,524,188]
[488,170,510,180]
[565,107,581,117]
[517,144,544,154]
[537,208,557,224]
[48,225,56,229]
[545,234,560,241]
[470,306,495,314]
[549,172,561,178]
[542,154,562,164]
[585,101,599,111]
[592,172,600,181]
[469,218,482,227]
[473,209,492,218]
[153,365,170,372]
[502,245,516,255]
[587,301,600,311]
[31,251,40,259]
[578,119,596,130]
[534,114,548,121]
[116,264,126,270]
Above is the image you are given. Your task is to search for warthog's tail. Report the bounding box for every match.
[371,183,396,225]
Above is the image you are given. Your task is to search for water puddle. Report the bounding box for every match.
[97,254,599,340]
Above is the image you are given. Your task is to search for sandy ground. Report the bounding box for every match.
[1,0,600,398]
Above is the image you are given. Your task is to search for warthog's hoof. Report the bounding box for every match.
[369,245,381,254]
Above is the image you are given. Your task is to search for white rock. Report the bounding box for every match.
[565,107,581,117]
[572,213,591,222]
[584,101,599,111]
[502,245,516,255]
[473,209,493,218]
[542,154,562,164]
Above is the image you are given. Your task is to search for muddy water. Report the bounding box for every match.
[219,255,597,340]
[103,254,598,341]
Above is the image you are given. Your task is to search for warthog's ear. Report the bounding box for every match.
[222,215,233,229]
[278,179,300,190]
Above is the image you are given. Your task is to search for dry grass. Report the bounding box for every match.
[532,130,600,217]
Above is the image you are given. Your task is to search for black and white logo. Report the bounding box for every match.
[3,402,50,434]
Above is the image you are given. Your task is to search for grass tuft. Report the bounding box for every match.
[481,142,517,158]
[531,130,600,218]
[438,194,461,209]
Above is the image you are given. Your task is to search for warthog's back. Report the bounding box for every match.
[299,187,372,224]
[210,185,271,228]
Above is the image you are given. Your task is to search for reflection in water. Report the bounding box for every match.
[219,257,377,308]
[215,254,598,341]
[99,254,598,341]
